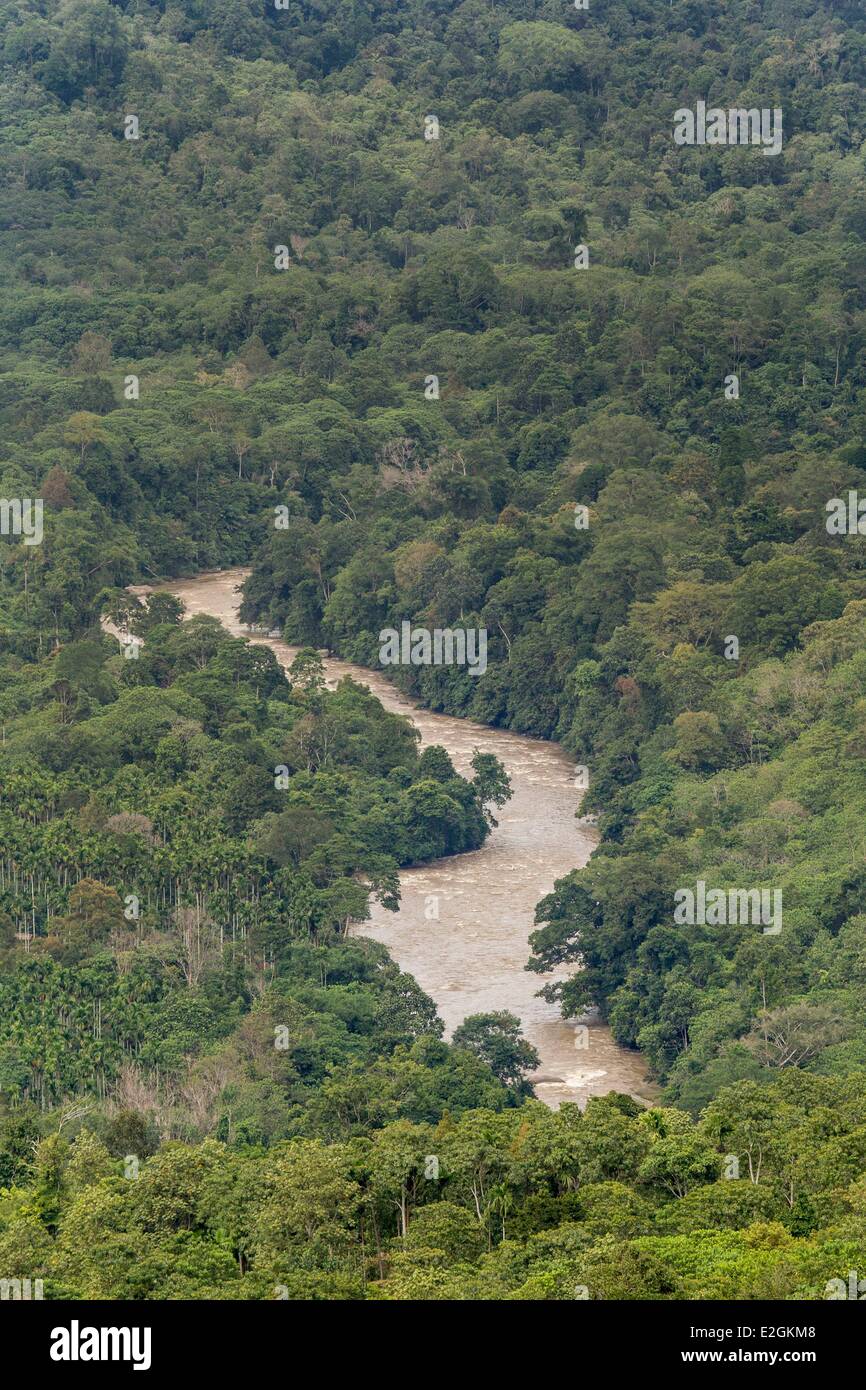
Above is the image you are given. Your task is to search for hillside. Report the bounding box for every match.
[3,0,866,1304]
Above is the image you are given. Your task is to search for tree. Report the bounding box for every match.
[368,1121,433,1241]
[470,750,511,827]
[669,711,728,771]
[131,593,185,634]
[62,412,109,467]
[743,1004,849,1070]
[726,558,844,657]
[252,1140,361,1266]
[51,880,127,961]
[638,1132,720,1198]
[402,1201,485,1262]
[41,465,76,511]
[289,647,326,694]
[71,332,112,375]
[66,1130,115,1194]
[452,1013,539,1091]
[496,22,586,91]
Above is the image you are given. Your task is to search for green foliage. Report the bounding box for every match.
[3,0,866,1302]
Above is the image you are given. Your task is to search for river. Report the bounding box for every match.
[155,568,656,1110]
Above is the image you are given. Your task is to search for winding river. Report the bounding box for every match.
[156,568,656,1110]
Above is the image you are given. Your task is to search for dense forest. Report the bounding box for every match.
[3,0,866,1301]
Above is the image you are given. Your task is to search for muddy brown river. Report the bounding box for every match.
[156,569,656,1110]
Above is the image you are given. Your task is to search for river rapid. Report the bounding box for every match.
[156,568,656,1110]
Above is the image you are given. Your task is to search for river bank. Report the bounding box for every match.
[154,568,657,1110]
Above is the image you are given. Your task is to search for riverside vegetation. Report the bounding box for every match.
[2,0,866,1298]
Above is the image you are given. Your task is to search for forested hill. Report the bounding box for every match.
[4,0,866,1301]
